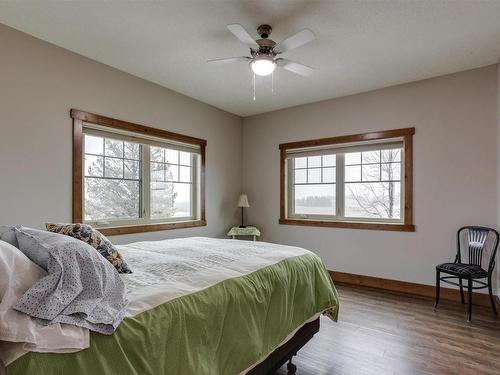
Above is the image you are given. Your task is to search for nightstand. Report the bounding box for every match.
[227,226,261,241]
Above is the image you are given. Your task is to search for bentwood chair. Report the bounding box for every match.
[434,226,499,322]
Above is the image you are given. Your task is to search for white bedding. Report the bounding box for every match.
[1,236,313,368]
[118,237,311,317]
[0,240,89,366]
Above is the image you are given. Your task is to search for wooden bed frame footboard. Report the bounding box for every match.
[247,317,320,375]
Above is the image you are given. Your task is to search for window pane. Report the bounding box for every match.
[124,142,140,160]
[150,182,191,219]
[381,149,401,162]
[84,155,103,177]
[308,156,321,168]
[85,135,103,155]
[381,162,401,181]
[323,167,336,183]
[173,183,192,217]
[179,166,191,182]
[362,164,380,181]
[294,157,307,169]
[105,139,123,158]
[322,154,336,167]
[345,165,361,182]
[151,162,165,181]
[124,160,140,180]
[165,149,179,164]
[105,157,123,178]
[308,168,321,183]
[179,151,191,166]
[294,184,335,216]
[345,152,361,165]
[294,169,307,184]
[84,178,140,220]
[166,164,179,181]
[362,150,380,164]
[345,182,401,219]
[151,146,164,162]
[150,181,176,219]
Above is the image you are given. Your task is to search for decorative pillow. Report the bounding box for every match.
[0,225,19,248]
[45,223,132,273]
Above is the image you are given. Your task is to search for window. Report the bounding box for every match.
[293,155,336,216]
[84,135,142,221]
[72,109,206,235]
[149,146,195,220]
[280,128,414,231]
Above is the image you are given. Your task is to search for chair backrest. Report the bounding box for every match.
[457,226,499,273]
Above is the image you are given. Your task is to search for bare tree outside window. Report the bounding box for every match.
[345,149,401,219]
[282,128,413,231]
[83,135,178,221]
[73,111,206,236]
[150,146,180,219]
[290,148,402,220]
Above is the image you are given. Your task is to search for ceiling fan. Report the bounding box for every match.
[208,24,315,77]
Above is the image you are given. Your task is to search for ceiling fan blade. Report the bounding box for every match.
[227,24,259,49]
[276,58,314,77]
[207,56,251,65]
[274,29,316,54]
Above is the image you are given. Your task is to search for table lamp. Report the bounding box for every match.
[237,194,250,228]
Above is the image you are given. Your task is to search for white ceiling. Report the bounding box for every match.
[1,1,500,117]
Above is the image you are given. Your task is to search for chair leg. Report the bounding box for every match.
[434,270,440,309]
[458,278,465,304]
[467,277,473,322]
[488,277,498,315]
[287,357,297,375]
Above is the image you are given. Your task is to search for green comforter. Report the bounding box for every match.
[7,238,338,375]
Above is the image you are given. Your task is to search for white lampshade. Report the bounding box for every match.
[237,194,250,208]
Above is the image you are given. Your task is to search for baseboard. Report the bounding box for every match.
[329,270,496,308]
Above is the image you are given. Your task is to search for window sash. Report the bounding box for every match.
[82,131,200,227]
[286,143,405,224]
[285,139,403,159]
[83,123,201,154]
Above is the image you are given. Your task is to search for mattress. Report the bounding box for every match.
[6,237,339,375]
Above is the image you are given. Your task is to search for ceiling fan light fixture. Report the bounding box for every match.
[250,57,276,76]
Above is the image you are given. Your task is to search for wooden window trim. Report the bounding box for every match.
[72,109,207,236]
[279,127,415,232]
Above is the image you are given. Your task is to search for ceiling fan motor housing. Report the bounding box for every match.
[257,24,272,38]
[254,25,276,56]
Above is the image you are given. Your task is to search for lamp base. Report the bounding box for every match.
[239,225,247,228]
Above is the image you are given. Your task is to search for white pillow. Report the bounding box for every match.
[0,240,89,366]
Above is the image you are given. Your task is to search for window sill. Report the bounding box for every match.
[96,219,207,236]
[279,218,415,232]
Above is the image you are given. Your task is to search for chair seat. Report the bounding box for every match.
[436,263,488,278]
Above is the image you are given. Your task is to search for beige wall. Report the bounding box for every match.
[497,62,500,296]
[243,66,498,290]
[0,24,243,244]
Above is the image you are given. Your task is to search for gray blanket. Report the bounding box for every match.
[13,228,128,335]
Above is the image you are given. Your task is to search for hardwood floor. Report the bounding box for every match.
[276,284,500,375]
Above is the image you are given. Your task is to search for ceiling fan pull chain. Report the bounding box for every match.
[271,71,274,94]
[253,73,256,101]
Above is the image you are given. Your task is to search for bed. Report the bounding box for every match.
[4,237,339,375]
